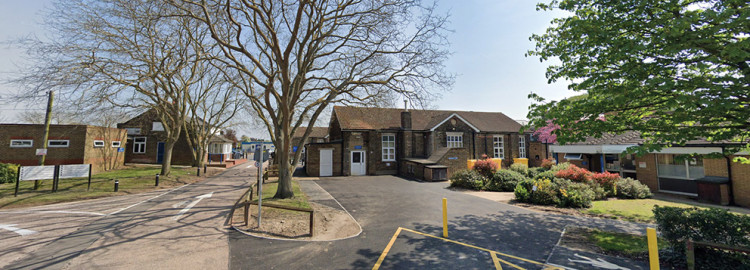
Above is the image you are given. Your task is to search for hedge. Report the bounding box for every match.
[0,163,20,184]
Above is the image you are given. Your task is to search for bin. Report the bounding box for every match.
[696,176,731,206]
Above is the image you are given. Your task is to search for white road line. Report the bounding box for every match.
[0,210,105,216]
[172,192,213,221]
[108,184,191,215]
[0,224,37,236]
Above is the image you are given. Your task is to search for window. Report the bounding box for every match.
[316,138,325,143]
[564,153,583,160]
[48,140,70,148]
[152,122,164,131]
[10,139,33,148]
[657,154,705,180]
[111,141,121,148]
[93,140,105,148]
[134,137,146,153]
[493,135,504,159]
[446,132,463,148]
[381,134,396,161]
[518,136,526,158]
[125,128,141,135]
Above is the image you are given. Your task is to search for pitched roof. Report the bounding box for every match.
[332,106,523,133]
[293,127,328,138]
[562,130,728,146]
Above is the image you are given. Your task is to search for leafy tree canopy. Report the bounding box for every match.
[527,0,749,161]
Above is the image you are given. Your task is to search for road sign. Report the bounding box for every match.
[118,147,125,152]
[35,149,47,156]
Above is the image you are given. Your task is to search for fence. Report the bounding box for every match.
[14,164,92,196]
[235,182,315,237]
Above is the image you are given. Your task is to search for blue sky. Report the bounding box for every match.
[0,0,574,136]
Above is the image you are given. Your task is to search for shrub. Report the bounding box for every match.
[529,178,560,205]
[473,159,499,178]
[485,170,528,192]
[555,164,593,183]
[527,167,547,179]
[654,206,750,268]
[514,184,531,202]
[616,178,652,199]
[589,183,608,200]
[591,171,621,196]
[0,163,20,184]
[449,169,486,190]
[540,158,556,170]
[558,182,595,208]
[509,163,528,175]
[550,162,573,172]
[533,170,557,181]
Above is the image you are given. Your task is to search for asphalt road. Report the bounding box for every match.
[229,175,650,269]
[1,164,254,270]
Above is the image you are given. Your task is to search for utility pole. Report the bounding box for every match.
[35,91,53,190]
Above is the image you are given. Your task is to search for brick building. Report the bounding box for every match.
[305,106,542,180]
[117,110,194,166]
[0,124,127,173]
[551,131,750,207]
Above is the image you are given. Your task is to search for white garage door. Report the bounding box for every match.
[320,149,333,177]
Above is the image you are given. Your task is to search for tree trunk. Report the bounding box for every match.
[161,140,176,176]
[273,146,294,199]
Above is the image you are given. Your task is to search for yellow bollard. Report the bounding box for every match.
[647,227,659,270]
[442,198,448,238]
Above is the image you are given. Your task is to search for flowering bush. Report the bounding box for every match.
[540,158,556,170]
[550,162,573,172]
[591,171,621,195]
[554,164,593,183]
[509,163,528,175]
[616,178,652,199]
[473,159,499,178]
[558,182,595,208]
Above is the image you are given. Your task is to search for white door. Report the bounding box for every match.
[320,149,333,177]
[350,151,366,176]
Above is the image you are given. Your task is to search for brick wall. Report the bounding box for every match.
[730,155,750,207]
[528,141,549,167]
[305,142,343,177]
[437,148,471,178]
[635,154,659,191]
[83,126,127,173]
[704,158,729,177]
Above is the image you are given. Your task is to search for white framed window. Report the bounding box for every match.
[134,137,146,153]
[93,140,105,148]
[125,128,141,135]
[656,154,705,180]
[381,134,396,161]
[564,153,583,160]
[48,140,70,148]
[519,136,526,158]
[10,139,33,148]
[446,132,463,148]
[111,141,121,148]
[152,122,164,131]
[493,135,504,159]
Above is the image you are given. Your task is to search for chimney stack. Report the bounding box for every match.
[401,106,412,130]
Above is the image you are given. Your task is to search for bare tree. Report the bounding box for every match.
[175,0,453,198]
[12,0,223,176]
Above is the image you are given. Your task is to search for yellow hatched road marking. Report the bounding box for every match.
[490,251,503,270]
[372,227,403,270]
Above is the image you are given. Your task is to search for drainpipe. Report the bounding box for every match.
[472,131,476,159]
[600,154,605,173]
[722,145,735,205]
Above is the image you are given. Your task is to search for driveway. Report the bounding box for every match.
[229,175,650,269]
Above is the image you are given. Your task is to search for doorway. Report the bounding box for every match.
[350,151,366,176]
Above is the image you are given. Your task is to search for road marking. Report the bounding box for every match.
[172,192,213,221]
[108,184,191,215]
[568,254,630,270]
[372,227,403,270]
[0,210,105,216]
[0,224,37,236]
[490,252,504,270]
[373,227,565,270]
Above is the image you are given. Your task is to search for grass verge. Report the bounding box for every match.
[251,179,310,210]
[0,165,205,209]
[586,229,667,256]
[584,199,706,223]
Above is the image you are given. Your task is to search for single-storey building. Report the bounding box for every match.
[207,135,235,163]
[550,131,750,207]
[117,109,195,165]
[305,106,544,180]
[0,124,127,173]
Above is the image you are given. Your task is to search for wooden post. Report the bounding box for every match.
[686,239,695,270]
[14,166,21,196]
[36,91,54,190]
[87,164,92,191]
[309,211,315,237]
[244,202,249,227]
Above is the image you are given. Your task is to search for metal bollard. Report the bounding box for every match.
[155,174,160,186]
[204,164,207,174]
[114,179,119,192]
[197,167,201,176]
